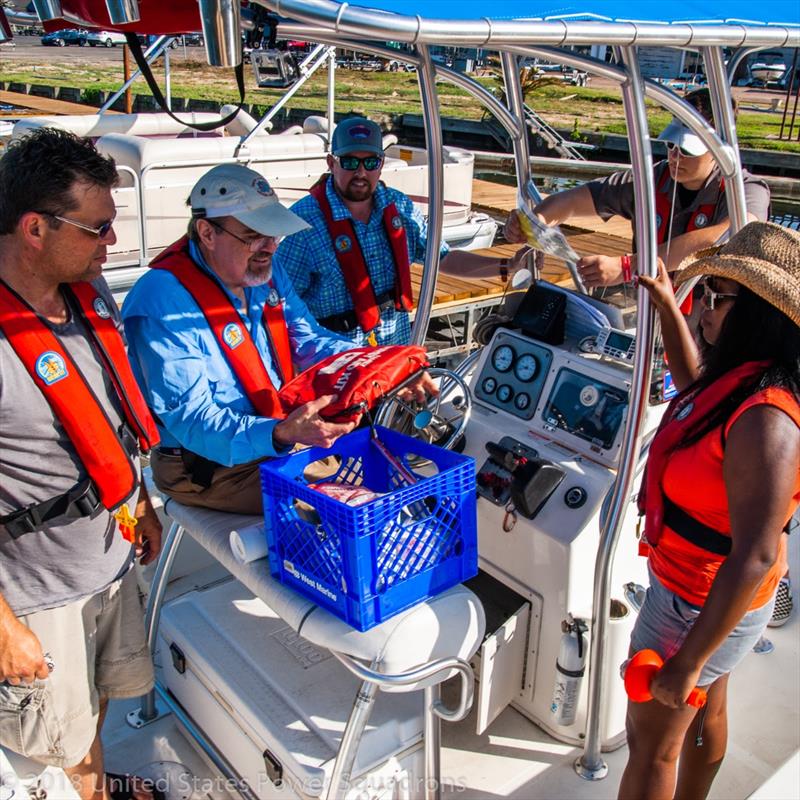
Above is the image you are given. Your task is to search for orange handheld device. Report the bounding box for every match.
[622,649,707,708]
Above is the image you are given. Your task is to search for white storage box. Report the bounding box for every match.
[158,577,425,799]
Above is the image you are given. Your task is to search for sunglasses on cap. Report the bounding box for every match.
[666,142,698,158]
[701,278,738,311]
[41,212,115,239]
[335,154,384,172]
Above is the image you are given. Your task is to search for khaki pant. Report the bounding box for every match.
[151,450,341,515]
[151,450,264,514]
[0,569,153,768]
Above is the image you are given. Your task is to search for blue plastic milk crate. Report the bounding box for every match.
[260,426,477,631]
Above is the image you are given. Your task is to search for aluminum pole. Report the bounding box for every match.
[410,43,444,346]
[703,46,748,233]
[136,519,185,722]
[100,36,172,114]
[326,47,335,148]
[575,44,657,781]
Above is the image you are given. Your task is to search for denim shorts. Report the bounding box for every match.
[629,568,775,687]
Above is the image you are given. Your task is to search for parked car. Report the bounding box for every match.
[41,28,87,47]
[86,30,127,47]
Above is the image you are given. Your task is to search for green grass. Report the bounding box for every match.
[3,61,799,153]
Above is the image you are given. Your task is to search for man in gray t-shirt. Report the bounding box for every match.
[0,130,162,799]
[505,89,770,289]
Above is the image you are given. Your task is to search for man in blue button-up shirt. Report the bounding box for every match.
[123,165,359,514]
[276,117,523,346]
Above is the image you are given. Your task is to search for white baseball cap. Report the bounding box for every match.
[657,119,708,157]
[190,164,309,237]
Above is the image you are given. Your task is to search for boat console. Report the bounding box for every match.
[456,282,659,746]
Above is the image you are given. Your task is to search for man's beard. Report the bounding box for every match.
[243,254,273,287]
[339,177,375,202]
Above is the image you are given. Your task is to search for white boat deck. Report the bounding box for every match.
[11,524,784,800]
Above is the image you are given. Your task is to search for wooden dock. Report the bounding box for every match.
[0,90,116,116]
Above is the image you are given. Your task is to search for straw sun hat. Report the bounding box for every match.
[676,221,800,328]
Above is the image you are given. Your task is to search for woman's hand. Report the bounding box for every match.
[637,259,678,312]
[649,653,704,709]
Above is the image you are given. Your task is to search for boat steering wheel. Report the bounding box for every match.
[374,367,472,451]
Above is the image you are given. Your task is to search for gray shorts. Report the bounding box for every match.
[630,568,775,687]
[0,567,154,768]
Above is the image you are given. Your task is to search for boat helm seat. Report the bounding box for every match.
[162,499,486,689]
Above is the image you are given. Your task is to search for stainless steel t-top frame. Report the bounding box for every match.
[259,0,799,781]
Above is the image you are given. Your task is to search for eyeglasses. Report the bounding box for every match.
[335,155,384,172]
[666,142,697,158]
[43,212,114,239]
[208,221,276,252]
[702,280,738,311]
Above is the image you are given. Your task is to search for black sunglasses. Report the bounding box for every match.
[335,154,384,172]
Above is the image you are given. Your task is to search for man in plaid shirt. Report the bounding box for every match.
[276,117,520,345]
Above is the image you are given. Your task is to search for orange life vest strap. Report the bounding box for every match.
[654,168,724,314]
[310,179,413,332]
[67,282,160,450]
[0,280,152,510]
[151,238,289,418]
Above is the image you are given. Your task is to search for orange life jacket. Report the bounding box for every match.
[309,179,413,333]
[150,237,292,419]
[638,360,770,552]
[654,166,723,244]
[655,167,724,315]
[0,279,159,511]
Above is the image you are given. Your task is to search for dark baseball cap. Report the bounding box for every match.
[331,117,384,157]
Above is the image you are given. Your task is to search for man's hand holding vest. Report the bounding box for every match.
[0,600,49,685]
[395,371,439,405]
[273,395,359,450]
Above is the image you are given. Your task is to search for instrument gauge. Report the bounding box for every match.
[491,345,515,373]
[514,392,531,411]
[481,377,497,395]
[514,353,538,382]
[496,384,514,403]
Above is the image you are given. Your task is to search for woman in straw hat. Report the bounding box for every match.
[619,221,800,800]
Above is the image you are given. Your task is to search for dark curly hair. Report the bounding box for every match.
[0,128,118,235]
[678,286,800,448]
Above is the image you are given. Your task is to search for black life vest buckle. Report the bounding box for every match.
[1,480,102,539]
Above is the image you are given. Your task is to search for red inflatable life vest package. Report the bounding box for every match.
[279,345,429,422]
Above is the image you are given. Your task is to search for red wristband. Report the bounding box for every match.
[620,254,633,283]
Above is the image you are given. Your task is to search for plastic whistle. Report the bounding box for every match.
[113,503,138,543]
[622,649,707,708]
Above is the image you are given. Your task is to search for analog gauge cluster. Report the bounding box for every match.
[475,333,554,420]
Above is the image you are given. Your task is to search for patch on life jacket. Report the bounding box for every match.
[36,351,68,385]
[694,212,708,227]
[391,215,403,230]
[222,323,244,350]
[335,234,352,253]
[655,213,663,229]
[267,288,280,307]
[93,297,112,319]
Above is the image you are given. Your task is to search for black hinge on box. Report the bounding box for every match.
[263,750,283,787]
[169,643,186,675]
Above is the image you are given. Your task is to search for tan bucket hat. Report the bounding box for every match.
[676,221,800,328]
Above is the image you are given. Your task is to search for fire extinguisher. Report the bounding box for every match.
[550,615,589,727]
